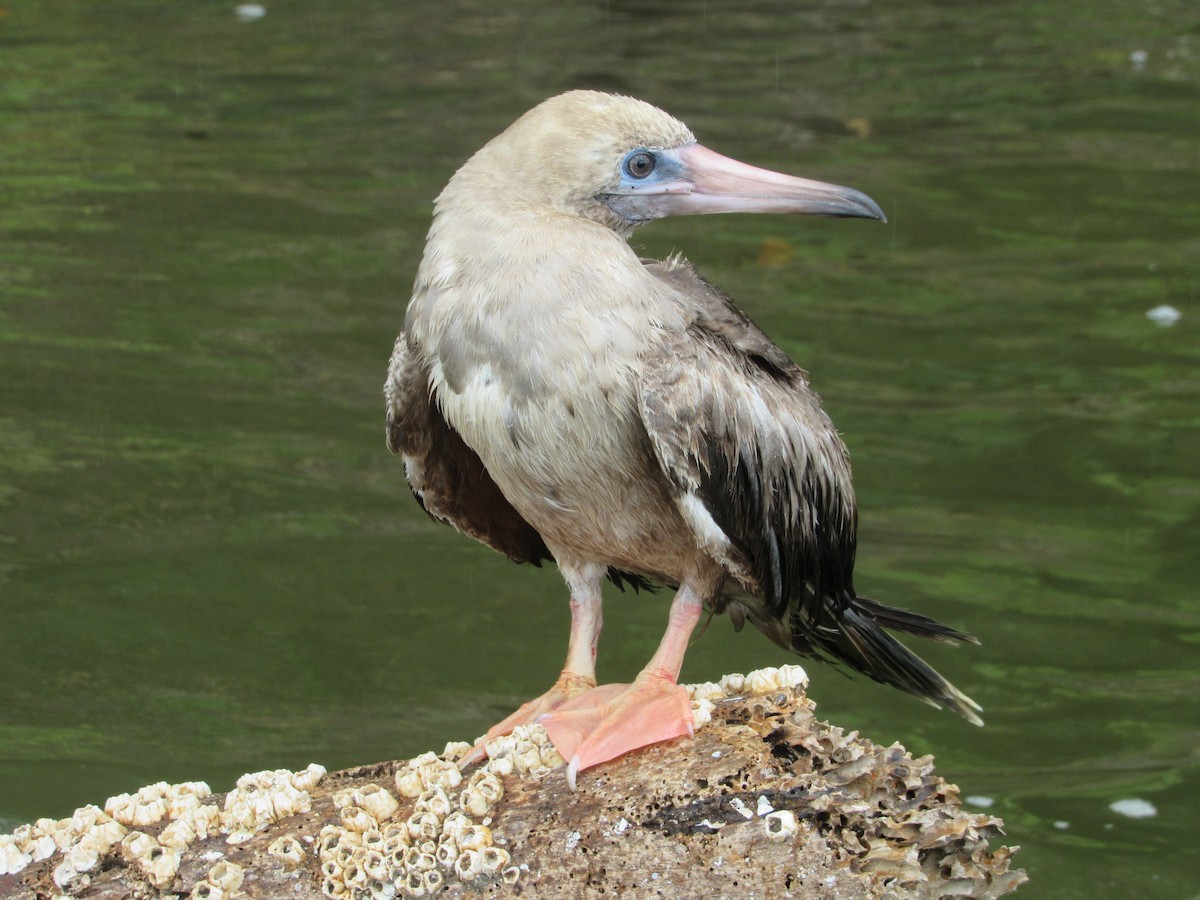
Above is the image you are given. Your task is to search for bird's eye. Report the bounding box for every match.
[624,151,656,179]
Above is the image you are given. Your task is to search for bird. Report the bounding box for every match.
[386,90,981,787]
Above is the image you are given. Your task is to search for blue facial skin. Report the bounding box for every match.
[599,146,692,222]
[616,147,688,192]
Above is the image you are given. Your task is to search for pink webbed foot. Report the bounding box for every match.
[458,671,597,767]
[539,673,694,788]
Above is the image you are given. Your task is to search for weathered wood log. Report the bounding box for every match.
[0,671,1025,899]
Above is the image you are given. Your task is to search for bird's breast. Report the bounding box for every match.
[421,304,686,571]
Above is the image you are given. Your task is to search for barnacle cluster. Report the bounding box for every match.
[0,805,126,889]
[477,724,564,778]
[0,763,325,894]
[189,859,244,899]
[317,748,523,899]
[686,664,808,727]
[223,765,323,844]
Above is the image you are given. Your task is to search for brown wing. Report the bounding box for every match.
[639,258,982,724]
[385,334,552,566]
[639,258,859,626]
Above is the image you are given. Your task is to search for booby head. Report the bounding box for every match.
[449,90,885,234]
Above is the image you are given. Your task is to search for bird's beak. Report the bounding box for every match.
[606,143,886,223]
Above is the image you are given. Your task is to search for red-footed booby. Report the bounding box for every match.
[386,91,981,786]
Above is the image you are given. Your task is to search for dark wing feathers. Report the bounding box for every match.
[639,258,983,724]
[385,335,552,566]
[641,257,858,615]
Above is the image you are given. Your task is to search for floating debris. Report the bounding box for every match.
[967,795,996,808]
[1129,49,1149,71]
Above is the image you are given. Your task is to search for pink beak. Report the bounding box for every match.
[604,143,885,223]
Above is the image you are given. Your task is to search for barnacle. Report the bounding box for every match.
[686,680,726,702]
[291,762,327,793]
[403,868,426,896]
[460,771,503,818]
[158,814,197,850]
[0,836,32,876]
[139,844,182,888]
[456,824,492,852]
[342,858,368,890]
[719,672,746,695]
[405,811,442,842]
[486,755,514,777]
[368,877,396,899]
[363,848,389,881]
[222,768,314,839]
[440,812,471,840]
[454,848,483,881]
[394,751,462,799]
[267,834,306,869]
[362,828,386,853]
[339,804,378,834]
[423,868,445,893]
[191,803,222,839]
[414,786,452,818]
[317,826,343,856]
[381,820,412,848]
[482,724,563,778]
[356,783,400,822]
[434,836,458,868]
[691,697,716,729]
[119,830,157,862]
[321,858,344,881]
[744,664,809,696]
[207,859,244,892]
[763,809,799,843]
[190,881,227,900]
[441,741,472,759]
[480,845,510,874]
[166,782,212,819]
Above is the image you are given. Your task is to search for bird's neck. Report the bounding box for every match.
[408,202,657,329]
[403,202,682,404]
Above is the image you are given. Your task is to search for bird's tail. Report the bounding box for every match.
[819,593,983,726]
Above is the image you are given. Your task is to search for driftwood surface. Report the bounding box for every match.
[0,675,1026,899]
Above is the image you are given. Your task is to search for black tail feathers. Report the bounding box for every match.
[808,593,984,726]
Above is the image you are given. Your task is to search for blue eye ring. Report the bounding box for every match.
[623,150,657,179]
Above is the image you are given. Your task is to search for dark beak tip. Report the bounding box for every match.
[857,194,887,223]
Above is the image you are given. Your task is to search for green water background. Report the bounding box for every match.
[1,2,1197,896]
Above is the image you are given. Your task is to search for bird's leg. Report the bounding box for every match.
[459,563,604,766]
[541,577,708,788]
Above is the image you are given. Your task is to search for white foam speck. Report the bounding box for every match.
[234,4,266,22]
[1109,798,1157,819]
[1146,305,1181,327]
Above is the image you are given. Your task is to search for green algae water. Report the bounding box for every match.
[1,2,1197,896]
